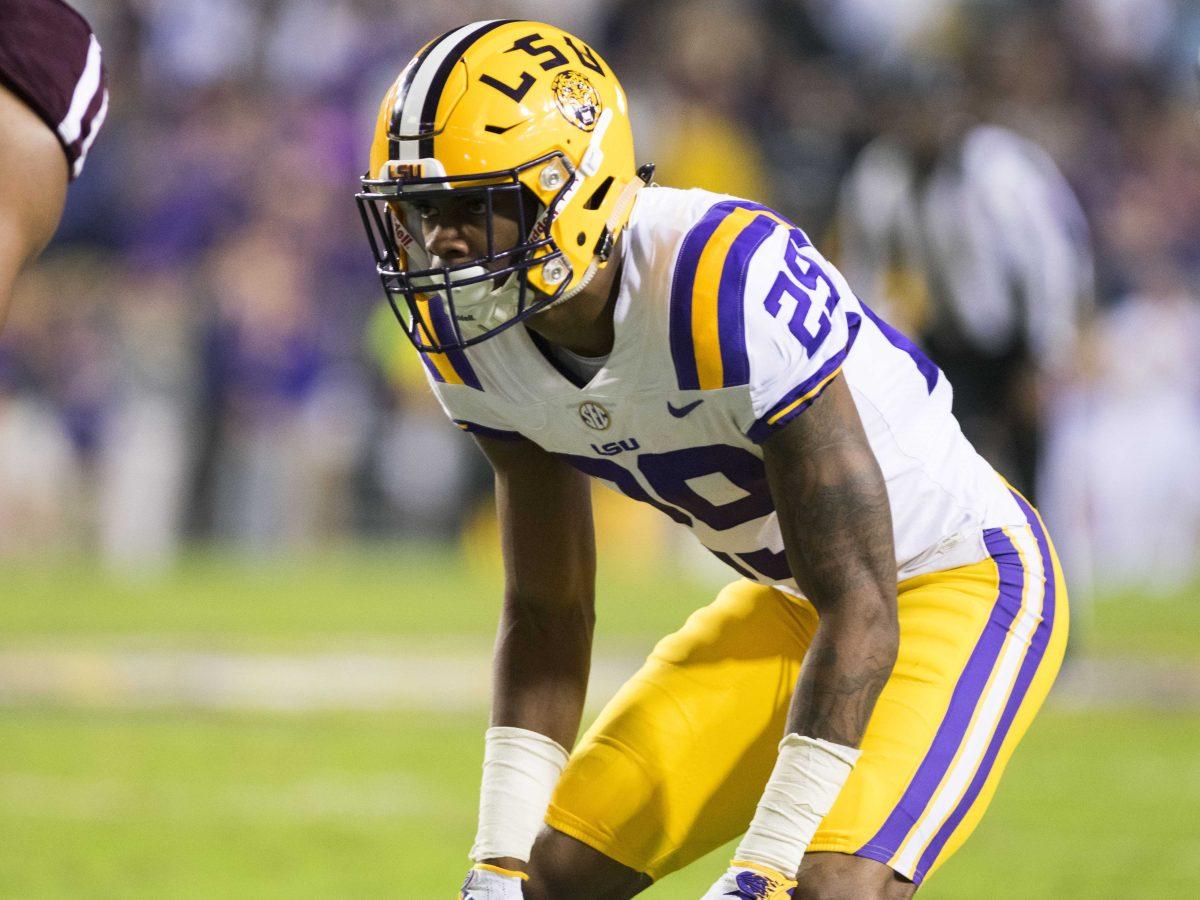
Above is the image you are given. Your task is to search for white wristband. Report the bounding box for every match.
[470,726,570,863]
[734,733,861,876]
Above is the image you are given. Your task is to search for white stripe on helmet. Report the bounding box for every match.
[395,20,504,161]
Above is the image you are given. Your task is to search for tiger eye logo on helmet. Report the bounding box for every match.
[552,70,603,132]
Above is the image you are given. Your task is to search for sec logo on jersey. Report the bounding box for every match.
[579,401,610,430]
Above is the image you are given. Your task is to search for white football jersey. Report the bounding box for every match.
[417,187,1027,595]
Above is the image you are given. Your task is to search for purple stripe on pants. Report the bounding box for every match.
[857,526,1027,863]
[912,493,1058,881]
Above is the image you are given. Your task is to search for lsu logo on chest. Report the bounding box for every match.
[577,402,639,456]
[591,438,639,457]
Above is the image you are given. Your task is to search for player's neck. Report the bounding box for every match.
[525,242,624,358]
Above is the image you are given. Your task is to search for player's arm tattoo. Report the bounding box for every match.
[763,374,899,747]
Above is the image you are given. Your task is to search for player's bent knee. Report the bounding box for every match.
[794,852,915,900]
[525,826,651,900]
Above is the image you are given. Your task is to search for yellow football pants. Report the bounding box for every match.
[546,501,1068,884]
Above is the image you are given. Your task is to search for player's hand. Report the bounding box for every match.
[459,864,527,899]
[700,862,796,899]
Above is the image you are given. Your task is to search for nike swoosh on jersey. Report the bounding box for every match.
[667,399,704,418]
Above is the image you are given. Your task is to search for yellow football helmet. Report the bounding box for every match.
[357,20,648,353]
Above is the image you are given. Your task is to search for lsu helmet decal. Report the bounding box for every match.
[356,20,648,353]
[551,70,603,131]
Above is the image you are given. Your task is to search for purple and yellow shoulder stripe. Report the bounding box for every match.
[415,298,483,390]
[669,200,803,391]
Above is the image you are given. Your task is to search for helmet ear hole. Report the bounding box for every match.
[583,175,615,211]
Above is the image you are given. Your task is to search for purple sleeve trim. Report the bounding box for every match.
[746,313,861,443]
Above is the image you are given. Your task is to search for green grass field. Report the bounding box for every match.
[1,708,1198,898]
[2,546,1198,657]
[0,547,709,649]
[2,546,1199,897]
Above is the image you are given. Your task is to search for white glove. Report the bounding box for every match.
[458,864,526,900]
[700,862,796,900]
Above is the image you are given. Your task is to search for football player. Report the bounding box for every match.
[0,0,108,329]
[356,21,1068,899]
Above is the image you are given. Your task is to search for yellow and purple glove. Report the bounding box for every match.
[700,861,797,899]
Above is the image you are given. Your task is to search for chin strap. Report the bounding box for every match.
[556,167,648,304]
[602,175,645,257]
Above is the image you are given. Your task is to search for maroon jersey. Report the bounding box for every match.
[0,0,108,179]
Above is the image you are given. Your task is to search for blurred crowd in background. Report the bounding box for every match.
[3,0,1200,599]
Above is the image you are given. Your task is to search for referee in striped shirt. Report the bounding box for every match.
[836,81,1093,501]
[0,0,108,329]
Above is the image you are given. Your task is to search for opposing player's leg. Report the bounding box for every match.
[536,492,1067,894]
[0,82,69,329]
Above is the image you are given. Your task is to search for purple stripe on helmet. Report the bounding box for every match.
[669,202,740,390]
[911,492,1059,882]
[715,213,778,387]
[858,300,939,394]
[745,313,861,443]
[426,298,483,390]
[857,525,1027,863]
